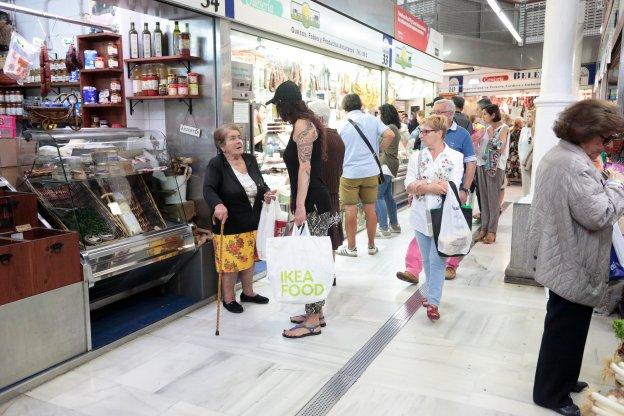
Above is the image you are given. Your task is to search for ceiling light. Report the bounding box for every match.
[486,0,523,45]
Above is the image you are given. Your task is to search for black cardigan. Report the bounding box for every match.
[203,153,270,235]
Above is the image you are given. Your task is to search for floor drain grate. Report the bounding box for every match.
[295,290,426,416]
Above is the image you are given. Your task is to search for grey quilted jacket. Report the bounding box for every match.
[528,141,624,307]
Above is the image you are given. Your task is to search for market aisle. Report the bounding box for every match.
[0,186,616,416]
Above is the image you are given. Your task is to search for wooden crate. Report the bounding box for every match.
[0,238,35,306]
[0,228,82,297]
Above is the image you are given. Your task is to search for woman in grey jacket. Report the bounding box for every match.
[528,99,624,416]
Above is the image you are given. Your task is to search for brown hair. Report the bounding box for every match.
[422,115,448,138]
[213,124,242,151]
[553,99,624,144]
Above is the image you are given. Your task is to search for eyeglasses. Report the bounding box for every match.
[431,110,452,115]
[602,133,621,146]
[419,129,436,136]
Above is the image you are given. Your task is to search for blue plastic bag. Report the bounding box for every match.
[609,246,624,280]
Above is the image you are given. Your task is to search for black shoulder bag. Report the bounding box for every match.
[347,118,385,184]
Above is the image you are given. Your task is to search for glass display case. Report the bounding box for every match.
[17,128,196,299]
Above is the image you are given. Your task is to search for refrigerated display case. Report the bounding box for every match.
[18,128,196,308]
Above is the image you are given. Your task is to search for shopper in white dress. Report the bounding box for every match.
[518,109,535,196]
[405,115,464,321]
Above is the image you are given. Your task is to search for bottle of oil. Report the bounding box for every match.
[129,22,139,59]
[153,22,163,57]
[172,21,181,55]
[142,23,152,58]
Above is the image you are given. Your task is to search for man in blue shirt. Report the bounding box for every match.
[337,93,394,257]
[431,98,477,280]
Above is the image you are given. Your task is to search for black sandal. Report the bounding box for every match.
[282,324,322,339]
[290,315,326,327]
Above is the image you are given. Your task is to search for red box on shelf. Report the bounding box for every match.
[0,116,17,138]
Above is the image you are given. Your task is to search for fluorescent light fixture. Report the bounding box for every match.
[486,0,523,45]
[444,67,475,76]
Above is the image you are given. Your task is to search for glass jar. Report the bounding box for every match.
[110,79,121,92]
[132,66,143,95]
[94,57,105,69]
[111,91,122,103]
[177,83,188,96]
[189,83,199,96]
[0,91,6,103]
[167,69,177,86]
[168,83,178,96]
[15,91,23,104]
[108,54,119,68]
[141,71,158,96]
[15,105,23,116]
[0,104,6,115]
[177,75,187,85]
[187,72,199,84]
[107,42,118,56]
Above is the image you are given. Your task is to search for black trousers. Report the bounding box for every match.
[533,290,593,408]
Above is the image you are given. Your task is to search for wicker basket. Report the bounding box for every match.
[26,94,82,130]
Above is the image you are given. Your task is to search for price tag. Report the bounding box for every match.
[10,233,23,240]
[15,224,32,232]
[180,124,201,137]
[108,202,122,216]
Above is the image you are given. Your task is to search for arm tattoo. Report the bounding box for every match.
[294,120,317,164]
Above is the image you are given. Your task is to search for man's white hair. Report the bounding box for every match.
[308,100,331,125]
[433,99,455,113]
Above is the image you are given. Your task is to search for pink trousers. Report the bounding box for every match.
[405,238,461,275]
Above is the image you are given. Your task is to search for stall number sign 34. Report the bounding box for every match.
[200,0,220,12]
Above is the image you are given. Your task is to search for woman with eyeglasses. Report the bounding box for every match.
[475,104,509,244]
[528,99,624,416]
[404,115,464,321]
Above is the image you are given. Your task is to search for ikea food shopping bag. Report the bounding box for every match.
[266,223,334,304]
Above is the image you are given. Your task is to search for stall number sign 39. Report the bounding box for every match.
[180,124,201,137]
[200,0,220,12]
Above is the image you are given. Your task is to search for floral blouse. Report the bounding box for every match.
[405,145,465,236]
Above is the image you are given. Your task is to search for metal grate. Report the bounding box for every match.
[295,290,426,416]
[519,0,604,44]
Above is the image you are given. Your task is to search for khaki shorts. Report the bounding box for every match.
[340,175,379,206]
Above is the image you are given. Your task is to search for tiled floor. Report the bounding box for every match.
[0,186,617,416]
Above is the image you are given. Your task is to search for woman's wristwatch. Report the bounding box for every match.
[459,186,469,193]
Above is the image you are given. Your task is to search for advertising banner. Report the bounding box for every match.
[394,6,443,59]
[387,36,443,83]
[233,0,386,66]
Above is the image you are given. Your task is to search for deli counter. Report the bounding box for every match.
[18,128,197,309]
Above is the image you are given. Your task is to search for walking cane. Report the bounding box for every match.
[215,220,225,336]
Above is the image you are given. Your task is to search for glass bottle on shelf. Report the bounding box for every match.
[172,21,181,55]
[154,22,163,57]
[156,64,168,96]
[180,23,190,56]
[142,23,152,58]
[132,65,143,96]
[129,22,139,59]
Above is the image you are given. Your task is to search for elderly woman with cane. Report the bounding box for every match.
[204,124,275,314]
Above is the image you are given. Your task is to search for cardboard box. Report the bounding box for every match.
[0,138,17,168]
[0,139,36,168]
[0,166,27,186]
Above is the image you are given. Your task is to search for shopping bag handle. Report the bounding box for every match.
[293,222,310,236]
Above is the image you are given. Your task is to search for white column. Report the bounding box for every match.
[572,1,587,97]
[530,0,582,195]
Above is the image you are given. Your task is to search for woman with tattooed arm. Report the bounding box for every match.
[267,81,338,339]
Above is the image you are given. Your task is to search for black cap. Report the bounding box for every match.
[426,96,443,107]
[266,80,302,105]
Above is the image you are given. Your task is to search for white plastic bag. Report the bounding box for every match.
[437,183,472,256]
[266,222,334,304]
[3,32,38,83]
[256,201,278,260]
[613,222,624,264]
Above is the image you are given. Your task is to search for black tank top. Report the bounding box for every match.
[283,126,331,214]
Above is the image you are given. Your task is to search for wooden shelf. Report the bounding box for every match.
[77,32,121,41]
[127,95,201,100]
[124,55,201,64]
[0,82,80,89]
[81,68,123,74]
[82,103,124,108]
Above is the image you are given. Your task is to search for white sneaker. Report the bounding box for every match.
[368,245,379,255]
[336,245,358,257]
[376,228,392,239]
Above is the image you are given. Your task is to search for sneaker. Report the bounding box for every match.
[336,245,358,257]
[444,267,457,280]
[368,245,379,255]
[390,224,402,234]
[376,228,392,239]
[396,271,419,284]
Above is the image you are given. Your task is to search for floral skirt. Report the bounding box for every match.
[213,230,257,273]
